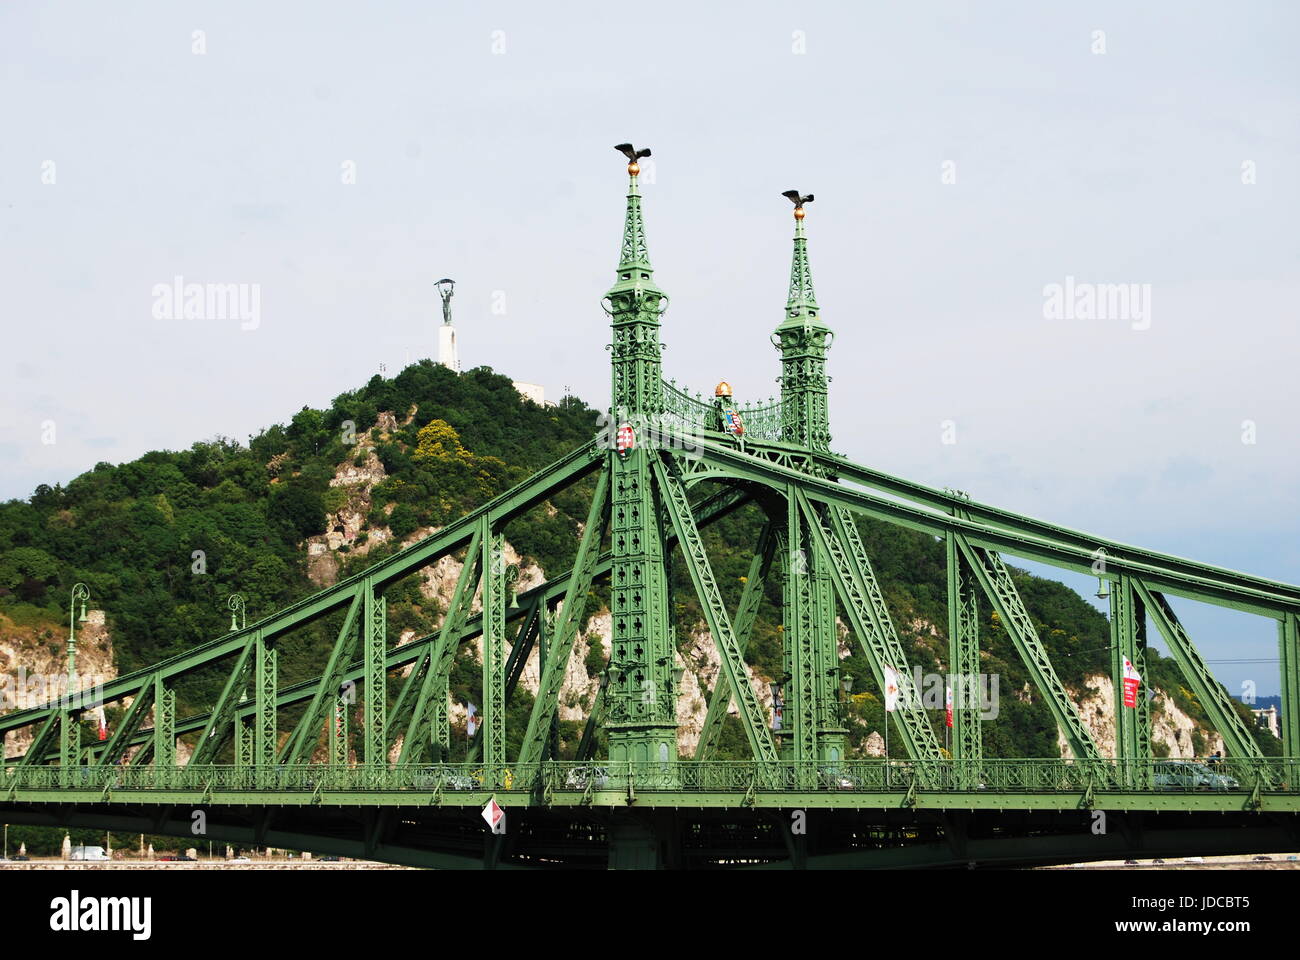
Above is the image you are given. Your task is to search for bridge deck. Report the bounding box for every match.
[7,759,1298,812]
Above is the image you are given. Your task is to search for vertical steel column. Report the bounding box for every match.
[1110,574,1150,782]
[604,150,676,768]
[783,491,818,772]
[481,522,507,772]
[607,448,676,765]
[255,631,277,780]
[812,531,844,763]
[153,674,175,787]
[1279,612,1300,757]
[58,710,71,786]
[363,577,386,769]
[945,530,982,779]
[332,696,349,770]
[235,715,251,768]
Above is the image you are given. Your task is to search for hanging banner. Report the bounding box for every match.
[1122,658,1141,708]
[883,664,900,713]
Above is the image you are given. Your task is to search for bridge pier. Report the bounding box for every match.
[607,812,680,870]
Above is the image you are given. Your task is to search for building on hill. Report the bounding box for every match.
[1253,705,1281,738]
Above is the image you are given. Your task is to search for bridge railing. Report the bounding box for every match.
[3,757,1297,797]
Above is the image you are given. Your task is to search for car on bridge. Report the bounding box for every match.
[563,766,610,790]
[1153,760,1239,791]
[817,766,856,790]
[412,766,481,791]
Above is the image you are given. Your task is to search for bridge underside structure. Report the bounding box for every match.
[3,155,1298,869]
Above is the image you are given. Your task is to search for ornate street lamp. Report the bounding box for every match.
[228,594,247,632]
[67,583,90,678]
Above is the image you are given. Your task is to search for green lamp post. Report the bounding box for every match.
[67,583,90,678]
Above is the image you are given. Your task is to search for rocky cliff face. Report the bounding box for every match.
[1059,674,1224,760]
[0,610,117,759]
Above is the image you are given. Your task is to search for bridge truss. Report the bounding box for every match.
[2,152,1298,869]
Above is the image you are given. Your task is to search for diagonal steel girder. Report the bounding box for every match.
[954,535,1102,762]
[793,488,944,764]
[0,440,605,740]
[694,520,777,761]
[743,438,1300,615]
[7,485,754,767]
[667,432,1300,618]
[1135,580,1261,759]
[518,464,611,765]
[653,453,778,765]
[400,525,484,765]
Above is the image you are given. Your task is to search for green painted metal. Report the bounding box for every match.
[654,454,777,765]
[776,442,1300,614]
[1135,581,1261,759]
[331,696,349,767]
[282,594,361,764]
[1281,613,1300,756]
[152,674,175,787]
[95,676,154,768]
[5,758,1298,812]
[518,465,610,764]
[236,715,252,769]
[944,529,982,772]
[782,498,819,769]
[603,158,677,767]
[363,579,387,767]
[481,526,507,770]
[799,491,943,765]
[255,632,278,777]
[774,200,831,452]
[695,521,776,761]
[1110,574,1150,776]
[954,535,1102,762]
[404,527,483,764]
[191,640,254,766]
[2,148,1297,869]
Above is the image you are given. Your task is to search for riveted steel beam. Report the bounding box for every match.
[1136,581,1261,759]
[955,535,1101,762]
[518,465,610,765]
[653,454,777,765]
[695,520,776,761]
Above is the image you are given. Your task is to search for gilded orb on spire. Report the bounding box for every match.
[782,190,815,219]
[715,380,733,398]
[614,143,652,177]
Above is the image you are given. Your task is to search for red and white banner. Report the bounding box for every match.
[1121,657,1142,708]
[945,684,953,728]
[95,705,108,741]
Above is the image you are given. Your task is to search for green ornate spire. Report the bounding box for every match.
[776,191,827,334]
[773,192,832,451]
[606,144,666,418]
[604,143,677,769]
[618,166,652,273]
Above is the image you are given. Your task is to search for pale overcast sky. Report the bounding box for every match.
[2,1,1297,694]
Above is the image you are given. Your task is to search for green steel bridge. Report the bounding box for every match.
[2,148,1298,869]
